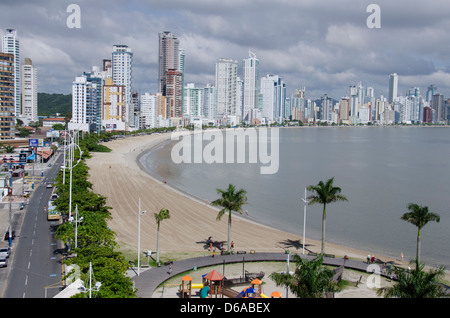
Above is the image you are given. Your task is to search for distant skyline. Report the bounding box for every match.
[2,0,450,100]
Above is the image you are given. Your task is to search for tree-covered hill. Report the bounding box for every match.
[38,93,72,117]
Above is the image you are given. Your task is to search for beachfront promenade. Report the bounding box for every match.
[132,252,372,298]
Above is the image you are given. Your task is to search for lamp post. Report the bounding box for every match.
[68,130,83,219]
[79,262,102,298]
[137,198,146,276]
[301,188,310,255]
[68,204,83,250]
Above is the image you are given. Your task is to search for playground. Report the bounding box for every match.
[152,261,394,298]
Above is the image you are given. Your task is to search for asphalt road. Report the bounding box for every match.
[2,153,65,298]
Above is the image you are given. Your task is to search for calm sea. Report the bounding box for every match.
[140,127,450,267]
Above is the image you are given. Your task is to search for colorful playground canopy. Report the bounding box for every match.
[203,270,224,281]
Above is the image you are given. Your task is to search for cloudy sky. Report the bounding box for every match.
[2,0,450,100]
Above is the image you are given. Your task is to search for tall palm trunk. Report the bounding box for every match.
[321,203,326,255]
[416,228,421,268]
[228,211,232,251]
[156,225,160,264]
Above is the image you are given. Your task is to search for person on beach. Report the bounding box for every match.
[367,254,371,264]
[168,262,172,275]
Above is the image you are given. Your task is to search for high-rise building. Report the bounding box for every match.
[102,77,126,131]
[112,45,133,127]
[431,93,444,123]
[21,58,38,123]
[339,98,350,122]
[83,66,104,132]
[215,58,239,122]
[158,32,180,95]
[260,74,286,122]
[0,53,15,140]
[184,83,203,117]
[426,85,437,103]
[2,29,20,117]
[166,69,183,118]
[140,93,158,129]
[69,76,100,132]
[202,84,217,122]
[388,73,398,104]
[242,51,260,122]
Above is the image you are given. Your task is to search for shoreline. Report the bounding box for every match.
[85,130,450,282]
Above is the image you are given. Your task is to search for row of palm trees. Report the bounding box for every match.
[210,178,445,298]
[213,178,441,269]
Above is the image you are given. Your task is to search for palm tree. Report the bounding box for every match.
[154,208,170,264]
[377,263,447,298]
[269,254,339,298]
[400,203,440,268]
[211,184,247,251]
[307,177,348,255]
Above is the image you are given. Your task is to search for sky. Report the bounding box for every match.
[2,0,450,100]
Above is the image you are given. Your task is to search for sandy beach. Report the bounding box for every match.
[85,132,450,285]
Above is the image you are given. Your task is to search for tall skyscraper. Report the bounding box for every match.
[184,83,203,117]
[0,53,15,140]
[388,73,398,104]
[140,93,158,129]
[431,93,444,123]
[21,58,38,123]
[242,51,260,122]
[2,29,20,116]
[215,58,239,122]
[166,69,183,118]
[158,32,180,95]
[102,77,126,131]
[112,45,133,127]
[70,76,100,132]
[260,74,286,122]
[202,84,217,121]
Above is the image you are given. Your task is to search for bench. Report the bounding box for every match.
[237,251,246,254]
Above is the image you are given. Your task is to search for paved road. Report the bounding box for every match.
[2,153,65,298]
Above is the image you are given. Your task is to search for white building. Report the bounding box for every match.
[215,58,239,123]
[21,58,38,123]
[388,73,398,104]
[242,51,260,122]
[260,74,286,122]
[2,29,20,116]
[140,93,158,129]
[202,84,217,123]
[112,45,133,128]
[184,83,203,117]
[68,76,98,132]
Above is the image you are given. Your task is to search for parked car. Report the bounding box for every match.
[0,247,10,258]
[0,257,7,268]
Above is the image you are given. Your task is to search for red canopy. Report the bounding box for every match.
[204,270,224,281]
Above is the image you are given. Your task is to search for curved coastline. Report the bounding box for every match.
[85,130,450,283]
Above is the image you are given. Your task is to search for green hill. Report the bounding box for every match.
[38,93,72,117]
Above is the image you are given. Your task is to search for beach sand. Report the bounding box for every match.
[85,132,450,288]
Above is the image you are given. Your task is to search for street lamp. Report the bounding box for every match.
[68,204,83,249]
[67,131,83,219]
[137,198,146,276]
[79,262,102,298]
[301,187,310,255]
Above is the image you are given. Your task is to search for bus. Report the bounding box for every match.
[47,200,60,221]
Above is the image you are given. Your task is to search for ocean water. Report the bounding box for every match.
[141,127,450,267]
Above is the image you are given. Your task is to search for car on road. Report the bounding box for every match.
[46,183,53,188]
[0,257,7,268]
[0,247,10,258]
